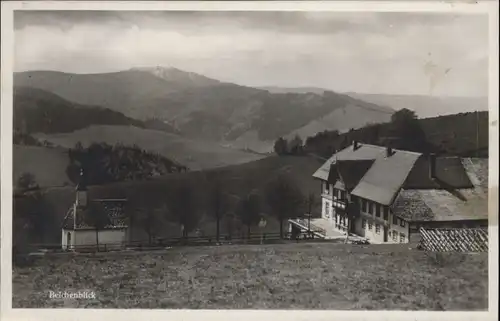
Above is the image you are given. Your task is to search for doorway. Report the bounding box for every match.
[383,226,388,242]
[67,232,72,250]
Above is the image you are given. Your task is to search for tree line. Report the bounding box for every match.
[66,142,188,186]
[273,135,305,156]
[122,173,318,245]
[13,170,320,262]
[302,109,488,158]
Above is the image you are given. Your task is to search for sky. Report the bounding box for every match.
[14,11,489,97]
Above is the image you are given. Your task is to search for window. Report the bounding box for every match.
[400,219,406,228]
[375,204,381,217]
[324,182,329,194]
[368,201,373,214]
[383,207,389,221]
[392,215,398,225]
[362,219,366,229]
[375,224,381,234]
[400,233,406,243]
[362,199,367,212]
[392,231,398,241]
[368,222,373,230]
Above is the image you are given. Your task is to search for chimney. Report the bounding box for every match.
[386,146,393,157]
[429,153,437,179]
[353,140,359,151]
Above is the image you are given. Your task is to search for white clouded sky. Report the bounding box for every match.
[14,11,488,97]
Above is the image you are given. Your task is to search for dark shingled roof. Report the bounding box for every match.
[62,200,127,230]
[391,158,488,222]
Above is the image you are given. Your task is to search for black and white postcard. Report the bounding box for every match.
[1,1,498,321]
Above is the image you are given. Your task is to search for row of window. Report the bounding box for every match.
[361,219,406,242]
[323,184,347,200]
[359,198,406,227]
[391,230,406,243]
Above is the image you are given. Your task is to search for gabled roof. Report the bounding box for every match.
[313,143,488,222]
[313,143,422,205]
[62,200,128,230]
[312,144,384,181]
[335,159,374,191]
[391,158,488,222]
[351,150,421,205]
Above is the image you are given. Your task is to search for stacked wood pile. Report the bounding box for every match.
[419,227,488,252]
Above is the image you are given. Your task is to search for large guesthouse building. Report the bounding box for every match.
[300,141,488,243]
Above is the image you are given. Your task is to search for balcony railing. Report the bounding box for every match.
[290,218,327,236]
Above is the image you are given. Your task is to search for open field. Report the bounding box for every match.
[34,125,265,171]
[13,145,71,187]
[13,243,488,310]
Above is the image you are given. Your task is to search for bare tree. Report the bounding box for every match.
[86,201,110,251]
[166,183,200,239]
[236,193,261,239]
[265,175,305,239]
[208,180,230,242]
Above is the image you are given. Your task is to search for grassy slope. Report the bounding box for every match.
[33,125,265,171]
[13,243,488,309]
[13,145,71,187]
[286,103,392,140]
[36,155,324,243]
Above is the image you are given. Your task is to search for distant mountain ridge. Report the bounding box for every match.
[346,92,488,119]
[13,86,178,134]
[14,67,396,152]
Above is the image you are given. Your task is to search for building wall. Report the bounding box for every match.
[321,183,352,235]
[355,197,409,244]
[71,229,127,250]
[61,229,73,250]
[321,181,411,242]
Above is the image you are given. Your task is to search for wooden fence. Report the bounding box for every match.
[418,227,488,252]
[24,231,331,254]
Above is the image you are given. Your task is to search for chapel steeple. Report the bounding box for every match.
[76,168,88,208]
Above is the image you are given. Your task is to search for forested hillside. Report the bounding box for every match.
[303,110,488,158]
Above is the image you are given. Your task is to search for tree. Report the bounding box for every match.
[166,183,200,239]
[288,135,304,155]
[85,201,110,251]
[16,172,38,193]
[273,137,288,155]
[389,108,429,152]
[208,180,230,242]
[391,108,417,124]
[236,193,261,238]
[265,175,305,238]
[126,206,162,245]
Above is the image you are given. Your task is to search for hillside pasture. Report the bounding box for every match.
[25,155,324,244]
[34,125,265,171]
[13,145,71,188]
[12,243,488,309]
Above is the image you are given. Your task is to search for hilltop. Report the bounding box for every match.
[14,86,178,134]
[15,68,395,152]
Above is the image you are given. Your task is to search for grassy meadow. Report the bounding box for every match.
[12,243,488,310]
